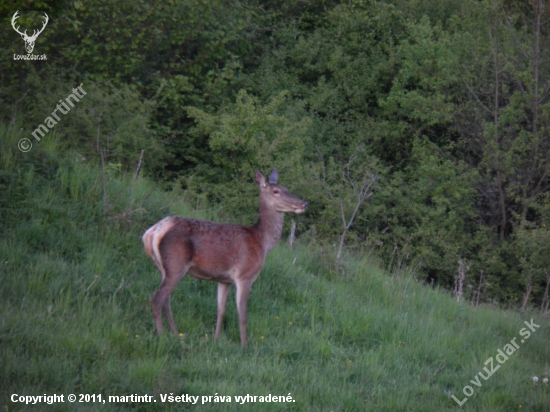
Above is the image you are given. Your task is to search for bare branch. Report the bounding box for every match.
[502,13,531,60]
[12,89,29,127]
[538,82,550,103]
[316,145,335,201]
[463,81,494,115]
[340,200,347,229]
[514,78,527,94]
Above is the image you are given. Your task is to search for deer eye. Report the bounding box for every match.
[273,190,280,194]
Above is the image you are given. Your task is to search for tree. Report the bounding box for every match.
[185,90,311,222]
[317,146,380,260]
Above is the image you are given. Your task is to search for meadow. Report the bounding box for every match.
[1,126,549,411]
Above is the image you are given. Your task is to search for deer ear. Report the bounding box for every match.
[268,169,278,184]
[254,171,267,188]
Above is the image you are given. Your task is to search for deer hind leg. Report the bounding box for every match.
[215,282,232,340]
[150,235,194,334]
[162,295,178,334]
[151,264,190,334]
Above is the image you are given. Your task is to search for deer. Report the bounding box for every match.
[11,11,49,54]
[142,170,307,345]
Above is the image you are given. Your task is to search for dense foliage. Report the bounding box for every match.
[2,0,550,307]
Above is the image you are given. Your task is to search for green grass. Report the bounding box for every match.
[1,124,549,411]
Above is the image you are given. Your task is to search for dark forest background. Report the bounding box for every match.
[2,0,550,309]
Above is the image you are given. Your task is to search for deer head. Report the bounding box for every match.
[255,169,308,214]
[12,11,49,54]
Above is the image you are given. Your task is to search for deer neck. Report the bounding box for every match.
[253,200,284,254]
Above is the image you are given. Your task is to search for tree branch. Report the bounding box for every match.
[463,81,494,115]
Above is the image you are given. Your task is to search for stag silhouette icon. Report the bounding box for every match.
[12,11,49,54]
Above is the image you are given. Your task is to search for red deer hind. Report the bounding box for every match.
[142,170,307,345]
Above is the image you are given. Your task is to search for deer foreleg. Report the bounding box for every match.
[235,281,252,346]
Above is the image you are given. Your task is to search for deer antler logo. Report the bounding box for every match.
[11,11,49,54]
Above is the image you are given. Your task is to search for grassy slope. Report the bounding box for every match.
[0,127,549,412]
